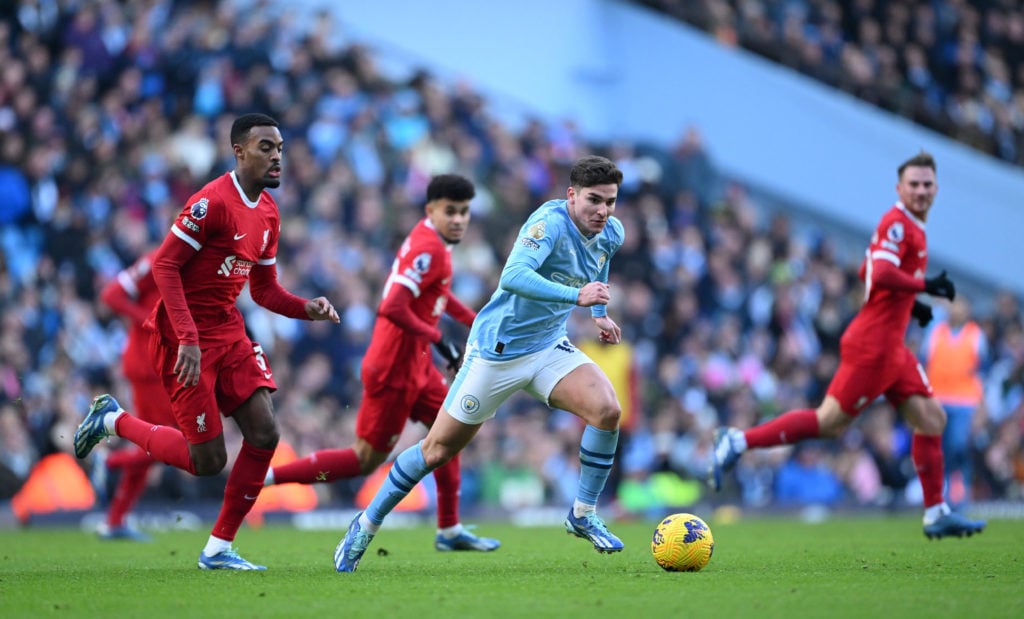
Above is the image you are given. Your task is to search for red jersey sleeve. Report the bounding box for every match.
[864,209,926,296]
[100,255,156,325]
[444,290,476,327]
[150,194,225,345]
[378,285,443,342]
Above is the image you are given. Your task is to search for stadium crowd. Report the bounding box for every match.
[0,0,1022,521]
[639,0,1024,168]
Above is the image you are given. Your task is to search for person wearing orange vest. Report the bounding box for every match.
[921,296,988,510]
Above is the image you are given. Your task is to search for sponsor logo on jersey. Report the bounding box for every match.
[260,229,270,254]
[233,232,247,240]
[217,255,254,277]
[461,395,481,414]
[551,272,587,288]
[528,220,546,240]
[196,412,207,433]
[519,237,540,250]
[190,197,209,220]
[182,217,200,232]
[882,240,899,252]
[413,252,432,273]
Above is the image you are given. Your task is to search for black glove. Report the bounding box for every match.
[923,270,956,301]
[433,336,464,371]
[911,300,934,328]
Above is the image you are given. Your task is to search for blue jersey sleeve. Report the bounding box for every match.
[499,212,579,304]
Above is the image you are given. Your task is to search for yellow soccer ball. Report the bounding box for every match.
[651,513,714,572]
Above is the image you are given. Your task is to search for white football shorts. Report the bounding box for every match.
[443,336,594,425]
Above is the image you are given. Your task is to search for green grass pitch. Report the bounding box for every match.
[2,515,1020,619]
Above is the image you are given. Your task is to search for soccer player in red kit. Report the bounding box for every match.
[708,152,986,539]
[94,251,178,541]
[75,113,340,569]
[265,174,500,552]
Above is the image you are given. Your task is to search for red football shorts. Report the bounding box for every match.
[149,333,277,444]
[356,365,448,453]
[121,333,177,427]
[827,344,932,415]
[130,376,177,427]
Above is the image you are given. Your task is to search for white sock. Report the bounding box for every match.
[359,512,380,534]
[573,500,596,518]
[264,469,275,486]
[104,411,125,435]
[438,524,464,539]
[923,502,951,525]
[202,535,232,557]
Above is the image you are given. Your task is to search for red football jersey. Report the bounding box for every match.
[362,219,454,388]
[842,203,927,356]
[149,172,280,346]
[115,251,162,382]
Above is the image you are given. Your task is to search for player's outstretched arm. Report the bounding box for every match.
[249,263,321,320]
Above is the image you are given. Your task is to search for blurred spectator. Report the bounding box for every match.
[921,296,988,509]
[639,0,1024,167]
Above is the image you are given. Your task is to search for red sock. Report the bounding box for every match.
[211,440,275,542]
[271,448,361,484]
[912,434,945,508]
[116,415,196,475]
[432,453,460,529]
[107,459,152,528]
[106,446,153,469]
[744,409,820,448]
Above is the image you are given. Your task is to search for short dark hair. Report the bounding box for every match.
[426,174,475,202]
[231,113,278,146]
[570,156,623,189]
[898,151,936,178]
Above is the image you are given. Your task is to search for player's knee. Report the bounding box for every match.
[357,451,387,475]
[247,425,279,451]
[592,400,621,431]
[192,450,228,476]
[921,401,947,435]
[815,406,851,438]
[420,441,456,470]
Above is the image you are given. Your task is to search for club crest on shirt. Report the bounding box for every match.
[190,197,209,220]
[598,252,607,269]
[413,252,432,273]
[528,220,546,240]
[886,222,904,243]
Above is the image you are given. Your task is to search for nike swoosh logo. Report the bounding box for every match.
[234,233,247,240]
[264,372,272,379]
[243,494,258,501]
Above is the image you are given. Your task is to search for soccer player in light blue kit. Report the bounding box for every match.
[335,156,627,572]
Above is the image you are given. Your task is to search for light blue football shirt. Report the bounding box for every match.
[469,199,624,360]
